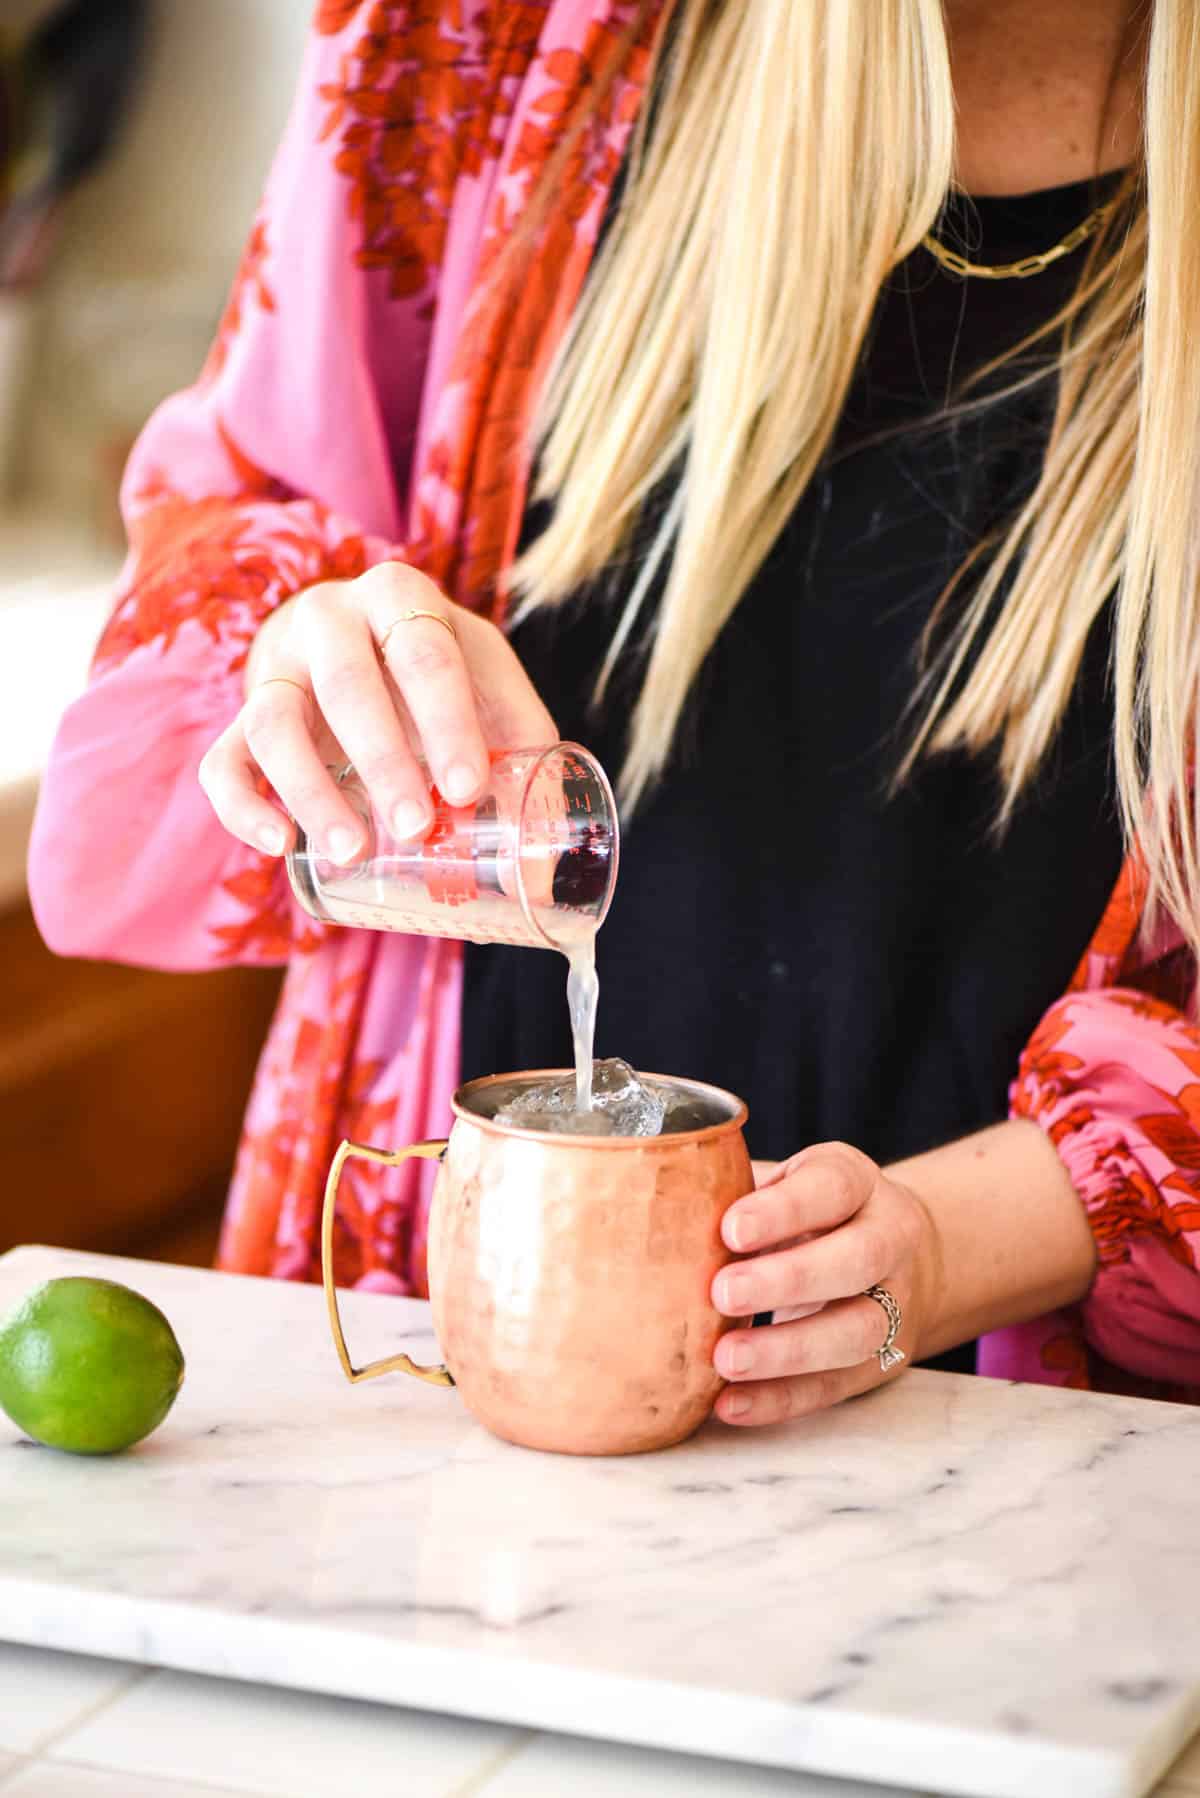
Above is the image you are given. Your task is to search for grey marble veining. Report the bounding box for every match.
[1,1246,1198,1798]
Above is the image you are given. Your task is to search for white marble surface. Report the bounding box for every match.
[3,1247,1200,1798]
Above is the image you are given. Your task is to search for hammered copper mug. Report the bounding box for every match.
[320,1070,754,1456]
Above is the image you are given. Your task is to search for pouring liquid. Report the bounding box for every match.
[565,936,600,1112]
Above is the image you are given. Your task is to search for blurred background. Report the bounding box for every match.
[2,1,310,1268]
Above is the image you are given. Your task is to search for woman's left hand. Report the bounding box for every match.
[710,1143,945,1426]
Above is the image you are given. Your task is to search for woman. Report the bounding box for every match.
[29,0,1200,1424]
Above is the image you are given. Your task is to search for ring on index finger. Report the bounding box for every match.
[377,609,459,662]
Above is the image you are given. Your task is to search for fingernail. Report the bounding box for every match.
[724,1343,754,1376]
[724,1395,752,1420]
[728,1208,761,1251]
[443,762,480,805]
[391,800,428,841]
[327,826,361,865]
[720,1272,753,1312]
[256,823,287,856]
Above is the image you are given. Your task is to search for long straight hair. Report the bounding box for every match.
[515,3,1200,955]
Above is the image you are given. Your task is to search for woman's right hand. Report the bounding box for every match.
[198,562,557,861]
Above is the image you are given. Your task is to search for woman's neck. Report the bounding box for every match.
[945,0,1144,194]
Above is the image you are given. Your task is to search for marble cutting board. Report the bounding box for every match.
[1,1245,1198,1798]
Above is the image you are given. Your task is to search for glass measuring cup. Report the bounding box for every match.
[286,742,618,950]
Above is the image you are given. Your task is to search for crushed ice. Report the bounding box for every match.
[495,1057,666,1138]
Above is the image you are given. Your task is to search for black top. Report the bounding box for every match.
[461,178,1127,1360]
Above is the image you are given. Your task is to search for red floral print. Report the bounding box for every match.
[315,0,366,32]
[201,218,275,386]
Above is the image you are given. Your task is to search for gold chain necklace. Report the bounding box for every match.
[922,196,1117,280]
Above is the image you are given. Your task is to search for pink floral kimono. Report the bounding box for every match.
[27,1,1200,1404]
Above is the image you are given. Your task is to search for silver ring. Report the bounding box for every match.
[863,1284,906,1373]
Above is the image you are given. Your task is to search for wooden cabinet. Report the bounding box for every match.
[2,901,281,1266]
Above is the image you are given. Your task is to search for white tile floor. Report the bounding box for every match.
[50,1670,524,1798]
[1,1643,1198,1798]
[1,1767,254,1798]
[469,1731,914,1797]
[0,1645,139,1757]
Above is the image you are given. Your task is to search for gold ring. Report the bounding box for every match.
[252,676,314,709]
[378,610,458,661]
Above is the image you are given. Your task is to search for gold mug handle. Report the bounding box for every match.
[321,1138,454,1387]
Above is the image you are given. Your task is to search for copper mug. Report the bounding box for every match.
[320,1070,753,1455]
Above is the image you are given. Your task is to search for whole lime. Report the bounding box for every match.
[0,1277,185,1455]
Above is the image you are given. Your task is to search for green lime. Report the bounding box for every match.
[0,1277,185,1455]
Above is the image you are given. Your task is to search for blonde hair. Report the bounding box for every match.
[515,2,1200,955]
